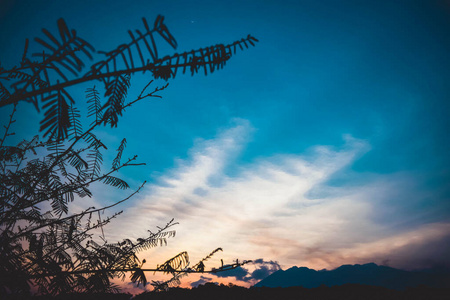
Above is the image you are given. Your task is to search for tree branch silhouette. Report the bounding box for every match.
[0,14,257,296]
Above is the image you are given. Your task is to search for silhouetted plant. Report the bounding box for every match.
[0,15,256,296]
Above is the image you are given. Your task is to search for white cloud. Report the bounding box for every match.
[102,119,449,279]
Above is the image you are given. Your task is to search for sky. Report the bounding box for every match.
[1,0,450,292]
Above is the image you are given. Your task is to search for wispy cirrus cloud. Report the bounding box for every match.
[103,118,450,287]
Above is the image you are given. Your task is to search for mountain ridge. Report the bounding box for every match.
[254,263,450,290]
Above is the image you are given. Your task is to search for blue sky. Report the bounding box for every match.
[1,0,450,290]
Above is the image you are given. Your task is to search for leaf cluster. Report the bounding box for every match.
[0,15,257,296]
[0,15,258,140]
[0,86,160,295]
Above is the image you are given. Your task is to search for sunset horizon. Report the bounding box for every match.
[1,0,449,295]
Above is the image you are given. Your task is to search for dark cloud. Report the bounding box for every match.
[214,259,281,283]
[253,259,281,269]
[251,259,281,281]
[190,276,213,288]
[214,266,250,281]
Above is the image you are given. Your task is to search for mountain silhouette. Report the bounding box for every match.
[255,263,450,290]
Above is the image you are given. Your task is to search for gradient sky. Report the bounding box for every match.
[1,0,450,292]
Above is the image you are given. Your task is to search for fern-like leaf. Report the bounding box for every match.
[150,275,183,292]
[0,81,11,102]
[68,104,82,139]
[112,138,126,169]
[157,251,189,275]
[7,67,50,89]
[130,268,147,287]
[46,135,66,157]
[67,150,88,171]
[50,187,68,216]
[87,15,177,80]
[87,148,102,178]
[85,86,102,125]
[40,88,73,140]
[153,15,177,49]
[101,175,129,190]
[192,247,223,272]
[102,74,131,127]
[150,35,258,81]
[83,132,107,150]
[133,230,176,253]
[32,19,94,79]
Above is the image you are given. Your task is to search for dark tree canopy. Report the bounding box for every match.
[0,15,255,296]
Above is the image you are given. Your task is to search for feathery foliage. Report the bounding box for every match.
[0,15,258,137]
[0,15,256,296]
